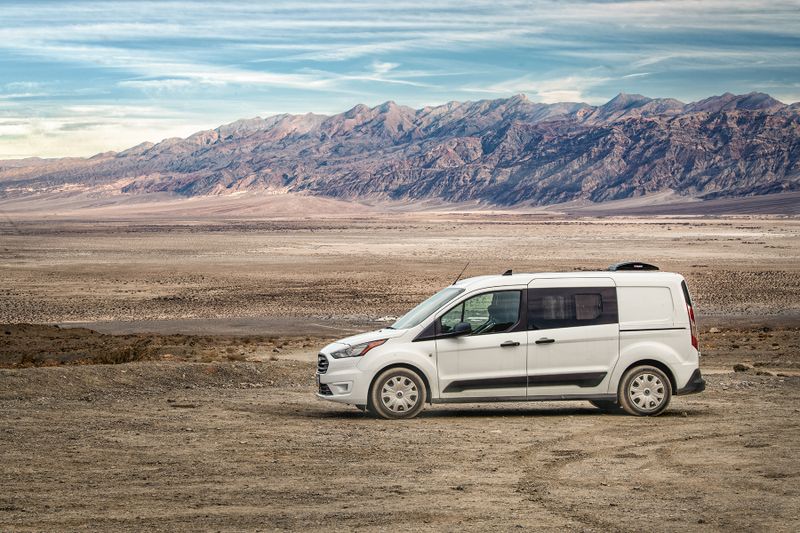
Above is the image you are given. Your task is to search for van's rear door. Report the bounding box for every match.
[526,277,619,398]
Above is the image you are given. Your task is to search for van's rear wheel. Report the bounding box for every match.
[618,365,671,416]
[368,368,426,420]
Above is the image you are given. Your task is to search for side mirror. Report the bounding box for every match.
[452,322,472,336]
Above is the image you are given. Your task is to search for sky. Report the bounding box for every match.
[1,0,799,159]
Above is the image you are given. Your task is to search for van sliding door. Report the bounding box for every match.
[526,278,619,398]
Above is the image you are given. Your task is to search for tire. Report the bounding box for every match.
[368,367,427,420]
[589,399,619,411]
[618,365,672,416]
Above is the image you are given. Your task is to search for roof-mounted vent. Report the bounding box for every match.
[502,269,513,276]
[608,262,659,272]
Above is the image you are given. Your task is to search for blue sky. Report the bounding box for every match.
[1,0,799,158]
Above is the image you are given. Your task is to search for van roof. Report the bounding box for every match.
[453,270,684,291]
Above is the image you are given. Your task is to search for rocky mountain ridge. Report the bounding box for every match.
[1,92,798,206]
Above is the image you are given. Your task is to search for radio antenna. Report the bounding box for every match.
[452,262,470,285]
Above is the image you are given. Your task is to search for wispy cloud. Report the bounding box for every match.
[118,79,196,91]
[0,0,798,157]
[463,74,612,104]
[0,107,219,159]
[0,92,51,100]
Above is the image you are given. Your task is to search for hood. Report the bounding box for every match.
[321,328,405,354]
[335,328,406,346]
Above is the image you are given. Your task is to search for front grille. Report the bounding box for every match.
[318,383,333,396]
[317,353,329,374]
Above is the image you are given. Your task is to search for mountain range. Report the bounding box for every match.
[1,92,798,209]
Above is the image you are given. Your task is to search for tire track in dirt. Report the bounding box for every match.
[511,390,800,531]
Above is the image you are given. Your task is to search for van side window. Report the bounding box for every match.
[440,290,522,335]
[528,287,618,329]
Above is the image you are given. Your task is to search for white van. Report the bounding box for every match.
[316,263,705,419]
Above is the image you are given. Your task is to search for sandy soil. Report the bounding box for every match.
[1,216,799,328]
[1,358,798,531]
[562,191,800,216]
[1,214,799,531]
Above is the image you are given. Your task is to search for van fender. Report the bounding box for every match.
[357,348,440,400]
[607,340,682,394]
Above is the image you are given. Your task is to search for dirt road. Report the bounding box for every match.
[1,357,798,532]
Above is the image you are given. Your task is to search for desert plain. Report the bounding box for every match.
[1,211,799,531]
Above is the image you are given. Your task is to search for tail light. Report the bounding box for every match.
[687,305,699,350]
[681,280,699,352]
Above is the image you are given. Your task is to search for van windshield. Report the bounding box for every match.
[391,287,465,330]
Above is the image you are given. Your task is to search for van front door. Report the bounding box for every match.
[526,278,619,398]
[435,289,527,400]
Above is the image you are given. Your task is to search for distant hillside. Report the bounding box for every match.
[1,92,798,208]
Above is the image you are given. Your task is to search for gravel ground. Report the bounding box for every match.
[1,359,798,532]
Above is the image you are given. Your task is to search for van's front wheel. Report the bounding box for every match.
[368,368,426,419]
[618,365,671,416]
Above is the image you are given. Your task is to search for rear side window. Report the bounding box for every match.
[528,287,618,330]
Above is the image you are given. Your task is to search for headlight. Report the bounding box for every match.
[330,339,387,359]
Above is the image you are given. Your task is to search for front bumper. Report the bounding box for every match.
[316,374,353,397]
[315,353,369,404]
[676,368,706,395]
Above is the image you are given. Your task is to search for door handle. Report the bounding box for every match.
[535,337,555,344]
[500,341,520,347]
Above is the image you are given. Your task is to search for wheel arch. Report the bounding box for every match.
[369,363,433,404]
[621,359,677,394]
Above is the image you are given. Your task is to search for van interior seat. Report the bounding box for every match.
[486,292,520,331]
